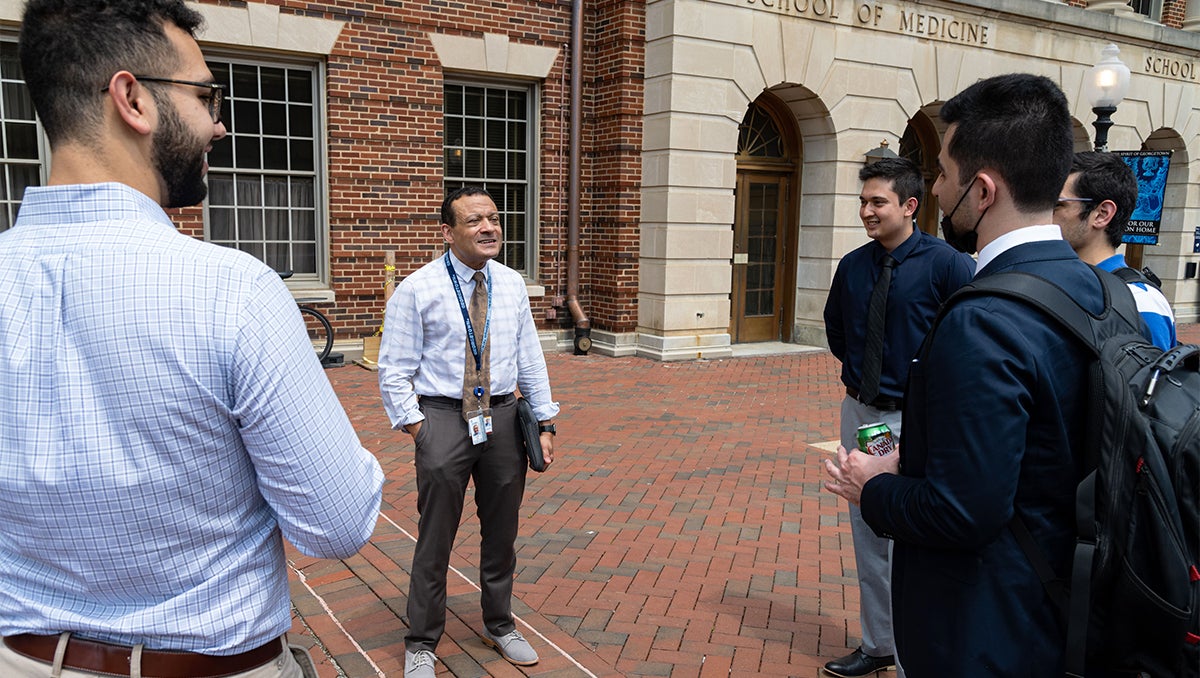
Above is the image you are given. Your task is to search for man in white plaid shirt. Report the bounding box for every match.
[0,2,383,677]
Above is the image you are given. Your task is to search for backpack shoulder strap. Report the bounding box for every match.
[1112,266,1143,285]
[938,266,1142,356]
[1113,265,1162,289]
[1112,265,1162,289]
[1010,513,1070,615]
[957,272,1098,351]
[1139,266,1163,288]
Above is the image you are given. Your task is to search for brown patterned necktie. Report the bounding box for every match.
[462,270,490,418]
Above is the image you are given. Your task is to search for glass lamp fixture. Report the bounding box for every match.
[1083,44,1131,151]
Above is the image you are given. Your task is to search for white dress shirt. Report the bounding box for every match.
[378,251,559,428]
[974,224,1063,275]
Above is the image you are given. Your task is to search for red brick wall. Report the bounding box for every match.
[321,3,445,342]
[1071,0,1187,26]
[578,0,645,334]
[1162,0,1186,28]
[175,0,645,345]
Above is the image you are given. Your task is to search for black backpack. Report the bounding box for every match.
[1113,264,1163,289]
[937,267,1199,678]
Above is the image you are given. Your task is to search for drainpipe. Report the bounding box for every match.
[567,0,591,354]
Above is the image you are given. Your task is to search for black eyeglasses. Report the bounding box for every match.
[101,76,226,124]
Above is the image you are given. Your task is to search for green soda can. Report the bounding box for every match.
[856,422,895,456]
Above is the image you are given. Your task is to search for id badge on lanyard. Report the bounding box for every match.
[467,411,491,444]
[447,253,493,443]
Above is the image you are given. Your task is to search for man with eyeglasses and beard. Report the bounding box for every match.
[824,73,1105,676]
[0,2,383,677]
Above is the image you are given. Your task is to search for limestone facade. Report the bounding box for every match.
[635,0,1200,360]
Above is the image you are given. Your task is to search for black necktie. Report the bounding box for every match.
[858,254,894,405]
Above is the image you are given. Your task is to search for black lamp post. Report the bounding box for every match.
[863,140,898,165]
[1084,44,1131,152]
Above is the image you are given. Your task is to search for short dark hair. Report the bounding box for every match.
[19,0,203,145]
[858,157,924,205]
[1071,151,1138,249]
[940,73,1072,213]
[441,186,493,226]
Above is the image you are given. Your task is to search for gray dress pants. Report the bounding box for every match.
[839,396,905,676]
[405,395,526,653]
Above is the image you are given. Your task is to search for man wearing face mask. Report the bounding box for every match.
[823,74,1102,676]
[822,157,973,678]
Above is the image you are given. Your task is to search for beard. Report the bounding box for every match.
[1058,218,1088,251]
[152,97,209,209]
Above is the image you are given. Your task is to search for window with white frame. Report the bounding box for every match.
[205,59,322,279]
[443,81,534,275]
[0,40,44,234]
[1128,0,1163,20]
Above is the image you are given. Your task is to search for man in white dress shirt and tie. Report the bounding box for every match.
[379,186,559,678]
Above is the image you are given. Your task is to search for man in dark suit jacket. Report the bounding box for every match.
[823,73,1098,677]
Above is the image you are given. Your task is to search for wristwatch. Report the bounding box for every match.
[539,423,556,436]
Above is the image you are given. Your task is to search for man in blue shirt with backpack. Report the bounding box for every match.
[1053,151,1176,350]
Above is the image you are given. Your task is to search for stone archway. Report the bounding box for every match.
[730,94,799,343]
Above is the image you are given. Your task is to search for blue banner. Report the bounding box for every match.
[1116,150,1172,246]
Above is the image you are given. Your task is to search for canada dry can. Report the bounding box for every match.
[856,422,895,457]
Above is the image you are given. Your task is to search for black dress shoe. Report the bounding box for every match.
[823,647,896,677]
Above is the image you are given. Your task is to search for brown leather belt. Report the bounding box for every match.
[845,386,904,412]
[3,633,282,678]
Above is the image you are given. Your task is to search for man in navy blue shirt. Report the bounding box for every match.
[822,157,974,677]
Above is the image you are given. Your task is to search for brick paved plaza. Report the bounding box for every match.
[285,323,1199,677]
